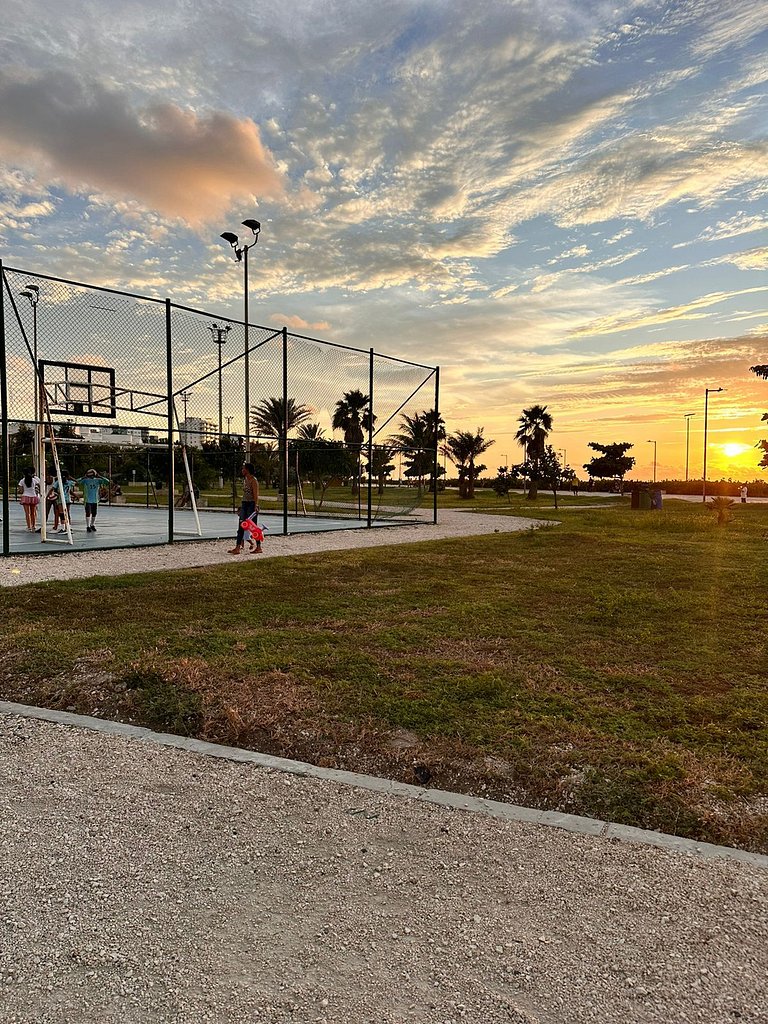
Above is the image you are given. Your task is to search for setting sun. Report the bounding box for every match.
[722,443,752,458]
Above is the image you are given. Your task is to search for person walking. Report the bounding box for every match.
[740,484,748,503]
[77,468,110,532]
[228,462,260,555]
[17,467,41,531]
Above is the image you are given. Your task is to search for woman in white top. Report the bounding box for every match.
[18,467,41,531]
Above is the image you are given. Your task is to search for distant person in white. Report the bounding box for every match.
[740,485,748,503]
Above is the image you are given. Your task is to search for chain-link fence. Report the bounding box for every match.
[1,263,439,556]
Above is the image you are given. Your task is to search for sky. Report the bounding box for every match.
[0,0,766,480]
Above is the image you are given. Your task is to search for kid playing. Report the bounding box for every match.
[76,468,111,532]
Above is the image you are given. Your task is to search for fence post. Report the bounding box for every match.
[282,326,288,536]
[166,298,174,544]
[367,348,374,527]
[433,366,440,525]
[0,261,9,555]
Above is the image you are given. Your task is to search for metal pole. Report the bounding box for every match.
[367,348,373,528]
[243,245,250,450]
[0,261,10,556]
[282,326,288,536]
[218,341,223,441]
[433,366,440,525]
[686,418,690,482]
[32,303,38,425]
[166,298,174,542]
[702,391,709,503]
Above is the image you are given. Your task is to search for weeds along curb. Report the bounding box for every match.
[2,700,766,870]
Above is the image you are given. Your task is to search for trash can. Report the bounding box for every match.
[630,486,640,509]
[639,487,651,510]
[652,488,663,510]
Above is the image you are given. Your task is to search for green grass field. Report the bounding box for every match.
[1,499,766,851]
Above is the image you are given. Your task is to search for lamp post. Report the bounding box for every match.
[646,440,657,483]
[179,390,193,445]
[207,323,231,441]
[702,387,724,502]
[19,285,40,422]
[219,219,261,444]
[684,412,695,482]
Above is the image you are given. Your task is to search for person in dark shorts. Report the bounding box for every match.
[77,468,110,532]
[229,463,260,555]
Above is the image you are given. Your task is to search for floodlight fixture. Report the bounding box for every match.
[217,216,264,440]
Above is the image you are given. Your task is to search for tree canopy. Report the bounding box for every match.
[583,441,635,482]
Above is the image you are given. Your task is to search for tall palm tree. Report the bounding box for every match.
[251,397,311,439]
[443,428,494,499]
[251,397,311,494]
[515,404,553,499]
[390,409,445,495]
[332,389,375,493]
[297,422,326,441]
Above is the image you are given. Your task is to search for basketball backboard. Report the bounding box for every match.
[40,360,117,419]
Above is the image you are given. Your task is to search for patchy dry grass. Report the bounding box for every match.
[1,500,766,851]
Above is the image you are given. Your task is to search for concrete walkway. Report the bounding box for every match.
[1,713,766,1024]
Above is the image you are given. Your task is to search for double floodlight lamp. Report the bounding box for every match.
[220,219,261,262]
[20,283,40,305]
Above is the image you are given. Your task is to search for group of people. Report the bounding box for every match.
[17,467,111,534]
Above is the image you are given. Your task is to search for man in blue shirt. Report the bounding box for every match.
[77,469,110,532]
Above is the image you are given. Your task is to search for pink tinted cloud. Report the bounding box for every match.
[270,313,331,332]
[0,72,284,223]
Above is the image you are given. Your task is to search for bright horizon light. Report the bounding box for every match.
[721,443,753,459]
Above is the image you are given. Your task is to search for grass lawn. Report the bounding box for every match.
[1,499,766,851]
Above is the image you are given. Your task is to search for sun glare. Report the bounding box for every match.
[722,443,751,458]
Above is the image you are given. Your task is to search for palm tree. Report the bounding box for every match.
[515,404,553,499]
[390,409,445,495]
[251,397,311,494]
[297,422,326,441]
[443,429,494,499]
[251,397,311,439]
[332,389,375,494]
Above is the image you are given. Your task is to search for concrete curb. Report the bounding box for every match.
[2,700,766,869]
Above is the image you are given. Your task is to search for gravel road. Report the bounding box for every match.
[0,510,550,588]
[1,715,766,1024]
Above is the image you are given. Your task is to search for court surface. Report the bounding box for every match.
[2,500,406,556]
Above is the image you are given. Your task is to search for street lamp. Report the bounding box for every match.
[207,323,231,440]
[19,285,40,422]
[646,440,657,483]
[219,219,261,443]
[179,390,193,445]
[684,413,695,482]
[702,387,724,502]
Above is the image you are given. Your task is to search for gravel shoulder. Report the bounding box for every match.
[1,715,766,1024]
[0,510,552,587]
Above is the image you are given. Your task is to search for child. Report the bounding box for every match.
[17,467,41,531]
[51,470,75,533]
[76,468,111,532]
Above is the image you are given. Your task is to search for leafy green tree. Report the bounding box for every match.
[297,422,326,440]
[515,404,553,499]
[293,438,355,509]
[517,445,565,508]
[366,444,396,494]
[443,428,494,499]
[583,441,635,491]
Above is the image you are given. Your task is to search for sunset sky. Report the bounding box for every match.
[0,0,766,480]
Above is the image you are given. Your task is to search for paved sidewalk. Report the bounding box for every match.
[1,715,766,1024]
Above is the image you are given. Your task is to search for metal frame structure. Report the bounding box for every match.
[0,261,440,556]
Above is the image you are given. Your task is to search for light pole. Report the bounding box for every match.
[19,285,40,422]
[207,323,231,441]
[179,390,193,445]
[219,219,261,444]
[702,387,724,502]
[684,412,695,482]
[225,415,233,435]
[646,440,657,483]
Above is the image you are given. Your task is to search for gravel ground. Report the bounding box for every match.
[1,716,766,1024]
[0,510,550,588]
